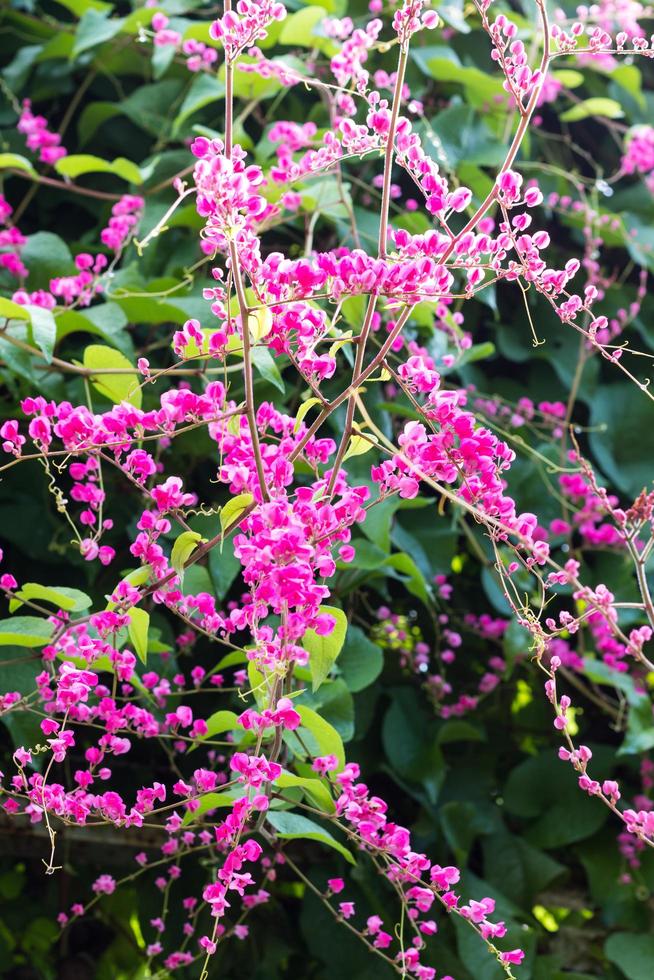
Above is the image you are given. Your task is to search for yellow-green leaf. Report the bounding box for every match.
[247,306,273,341]
[0,153,37,177]
[247,659,271,709]
[28,304,56,363]
[182,790,245,825]
[552,69,584,89]
[279,7,336,53]
[10,583,91,613]
[220,493,254,535]
[105,566,151,610]
[170,531,204,584]
[294,396,322,433]
[295,705,345,770]
[0,298,31,323]
[55,154,141,184]
[0,617,54,647]
[82,344,142,408]
[561,98,624,123]
[275,771,335,813]
[343,433,376,462]
[128,607,149,664]
[302,605,348,692]
[328,330,353,359]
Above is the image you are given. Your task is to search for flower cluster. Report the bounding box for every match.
[3,0,654,975]
[17,99,67,165]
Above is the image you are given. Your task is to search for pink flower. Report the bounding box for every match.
[500,949,525,966]
[92,874,116,896]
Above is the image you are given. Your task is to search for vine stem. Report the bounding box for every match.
[224,0,234,156]
[325,294,377,496]
[289,304,414,464]
[228,240,270,502]
[439,0,551,264]
[289,0,552,478]
[7,169,123,202]
[378,42,409,260]
[326,35,409,495]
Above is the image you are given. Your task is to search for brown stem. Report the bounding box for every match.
[7,169,123,202]
[228,241,270,502]
[378,44,408,259]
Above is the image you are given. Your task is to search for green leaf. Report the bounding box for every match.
[77,101,121,144]
[208,540,242,601]
[0,617,54,648]
[128,608,149,665]
[605,933,654,980]
[182,564,213,598]
[382,688,445,792]
[453,341,496,368]
[266,811,354,863]
[429,103,506,167]
[121,5,160,33]
[482,831,565,909]
[170,531,204,585]
[55,154,142,184]
[0,647,42,696]
[220,493,254,535]
[384,552,433,607]
[21,233,75,289]
[10,583,91,613]
[589,383,654,497]
[612,66,645,107]
[504,751,610,847]
[337,625,383,693]
[56,302,132,359]
[619,696,654,755]
[54,0,113,14]
[425,54,505,109]
[0,153,36,176]
[216,56,289,101]
[152,39,177,80]
[82,344,142,408]
[172,73,225,136]
[561,97,624,122]
[294,705,345,770]
[73,9,125,58]
[1,711,46,771]
[302,605,348,692]
[437,720,486,744]
[343,539,388,570]
[27,304,56,363]
[360,497,399,552]
[299,679,354,743]
[437,0,468,33]
[247,660,267,708]
[582,656,644,708]
[119,80,185,137]
[252,345,285,391]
